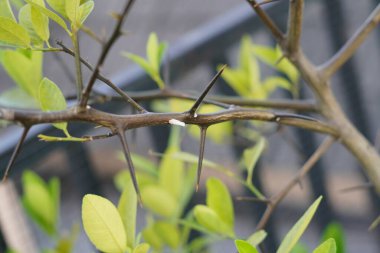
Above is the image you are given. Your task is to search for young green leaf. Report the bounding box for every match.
[38,78,68,132]
[142,225,163,250]
[243,137,265,184]
[291,243,309,253]
[158,128,185,201]
[118,173,137,248]
[313,238,337,253]
[321,223,345,253]
[240,36,260,92]
[46,0,67,18]
[77,0,94,26]
[26,0,70,34]
[19,4,45,45]
[22,170,57,235]
[193,205,234,237]
[206,177,234,230]
[82,194,128,253]
[153,221,181,249]
[65,0,80,28]
[132,243,150,253]
[31,3,50,42]
[0,0,16,20]
[277,196,323,253]
[246,230,267,247]
[141,185,177,217]
[0,50,41,98]
[0,17,31,47]
[0,87,38,108]
[262,76,292,94]
[235,240,259,253]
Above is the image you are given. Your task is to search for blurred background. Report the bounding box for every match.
[1,0,380,252]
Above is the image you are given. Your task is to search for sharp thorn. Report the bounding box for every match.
[196,127,207,190]
[117,128,142,205]
[2,126,30,182]
[189,65,226,116]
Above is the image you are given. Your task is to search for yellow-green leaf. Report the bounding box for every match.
[46,0,67,18]
[193,205,233,237]
[243,138,265,184]
[133,243,150,253]
[262,76,292,94]
[38,77,67,131]
[235,240,259,253]
[277,196,323,253]
[0,0,15,20]
[0,50,40,98]
[22,170,57,235]
[321,223,345,253]
[77,0,93,26]
[19,4,44,45]
[153,221,181,249]
[147,32,159,71]
[206,178,234,229]
[82,194,127,253]
[65,0,80,25]
[247,230,267,247]
[141,185,177,217]
[117,173,137,248]
[142,225,163,250]
[0,17,30,47]
[0,87,38,108]
[27,0,70,34]
[313,238,337,253]
[31,3,50,42]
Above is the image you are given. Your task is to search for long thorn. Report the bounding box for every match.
[196,126,208,191]
[117,128,142,206]
[188,65,226,116]
[2,127,30,182]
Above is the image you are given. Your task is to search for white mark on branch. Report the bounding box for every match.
[169,119,186,127]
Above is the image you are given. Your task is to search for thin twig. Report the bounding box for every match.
[2,127,30,181]
[57,41,147,113]
[340,182,372,193]
[71,33,84,100]
[188,65,226,116]
[286,0,304,54]
[256,136,335,230]
[80,0,136,108]
[319,3,380,79]
[245,0,286,44]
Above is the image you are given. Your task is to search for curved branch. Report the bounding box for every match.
[319,3,380,79]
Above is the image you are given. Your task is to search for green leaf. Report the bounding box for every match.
[46,0,67,18]
[26,0,70,34]
[0,0,16,20]
[206,177,234,229]
[321,223,345,253]
[132,243,150,253]
[153,221,181,249]
[0,17,30,47]
[262,76,292,94]
[291,243,309,253]
[82,194,127,253]
[38,77,67,131]
[277,196,323,253]
[313,238,337,253]
[158,128,184,201]
[219,66,250,96]
[147,32,159,71]
[243,137,265,184]
[22,170,57,235]
[235,240,259,253]
[246,230,267,247]
[54,224,80,253]
[141,185,177,218]
[65,0,80,27]
[117,173,137,249]
[31,2,50,42]
[77,0,93,26]
[240,36,260,92]
[142,225,163,250]
[19,4,44,45]
[0,87,38,108]
[48,177,60,232]
[0,50,41,98]
[193,205,234,237]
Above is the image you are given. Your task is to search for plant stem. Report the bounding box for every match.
[71,32,84,100]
